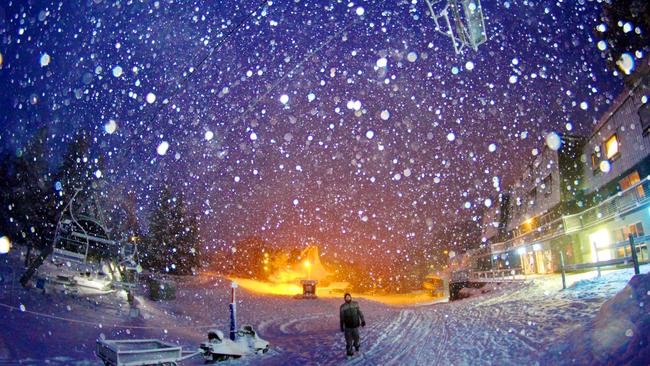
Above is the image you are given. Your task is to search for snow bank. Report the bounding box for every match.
[555,273,650,365]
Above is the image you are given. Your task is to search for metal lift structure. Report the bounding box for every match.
[424,0,488,54]
[20,188,139,291]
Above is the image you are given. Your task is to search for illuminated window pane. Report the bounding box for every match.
[619,171,644,198]
[605,134,619,159]
[591,153,598,169]
[635,222,645,237]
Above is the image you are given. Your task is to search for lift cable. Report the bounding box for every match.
[146,0,271,126]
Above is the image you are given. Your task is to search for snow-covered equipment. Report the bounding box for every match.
[147,277,177,300]
[199,327,269,362]
[294,279,318,299]
[96,338,200,366]
[20,188,140,292]
[424,0,487,54]
[199,281,269,361]
[51,189,121,264]
[423,274,448,297]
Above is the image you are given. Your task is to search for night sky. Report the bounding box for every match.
[0,0,625,260]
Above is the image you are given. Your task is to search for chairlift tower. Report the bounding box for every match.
[424,0,488,54]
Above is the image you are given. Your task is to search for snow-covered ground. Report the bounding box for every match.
[1,250,648,365]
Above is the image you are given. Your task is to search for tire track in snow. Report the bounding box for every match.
[278,313,334,334]
[350,309,407,364]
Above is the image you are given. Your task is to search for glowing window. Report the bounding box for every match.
[605,134,619,159]
[589,229,611,262]
[619,171,644,198]
[591,153,598,169]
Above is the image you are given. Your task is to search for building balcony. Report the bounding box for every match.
[491,176,649,255]
[563,176,649,233]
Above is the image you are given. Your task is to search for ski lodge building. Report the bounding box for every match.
[473,57,650,276]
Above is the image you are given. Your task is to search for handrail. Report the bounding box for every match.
[563,176,649,233]
[490,176,650,254]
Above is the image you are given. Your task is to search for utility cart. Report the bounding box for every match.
[96,339,199,366]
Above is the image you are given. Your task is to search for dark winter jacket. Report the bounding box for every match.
[340,301,365,330]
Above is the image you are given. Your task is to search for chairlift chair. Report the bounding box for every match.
[51,189,119,265]
[424,0,488,54]
[20,188,140,288]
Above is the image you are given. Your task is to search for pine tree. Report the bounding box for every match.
[143,187,174,272]
[53,131,100,208]
[0,151,19,239]
[10,127,57,251]
[176,211,202,275]
[143,187,201,274]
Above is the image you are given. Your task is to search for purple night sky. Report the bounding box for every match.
[0,0,623,260]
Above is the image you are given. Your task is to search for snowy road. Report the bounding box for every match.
[1,257,647,365]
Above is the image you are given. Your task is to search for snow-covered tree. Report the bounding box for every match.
[7,127,57,251]
[142,187,201,275]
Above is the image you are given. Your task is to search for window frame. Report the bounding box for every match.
[638,103,650,136]
[542,174,552,197]
[604,133,620,161]
[591,152,600,175]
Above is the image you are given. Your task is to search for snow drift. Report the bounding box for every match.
[555,273,649,365]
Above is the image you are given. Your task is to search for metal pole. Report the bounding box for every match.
[560,250,566,290]
[229,281,238,341]
[629,234,640,275]
[593,242,601,277]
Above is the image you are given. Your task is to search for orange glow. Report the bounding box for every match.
[232,276,442,306]
[268,246,330,283]
[230,277,303,296]
[228,245,444,306]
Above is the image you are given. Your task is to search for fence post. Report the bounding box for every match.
[593,243,601,277]
[560,250,566,290]
[629,234,640,275]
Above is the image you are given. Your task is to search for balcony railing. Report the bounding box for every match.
[491,176,650,254]
[491,217,564,254]
[563,177,650,233]
[450,268,524,283]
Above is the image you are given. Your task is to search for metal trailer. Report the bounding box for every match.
[96,339,200,366]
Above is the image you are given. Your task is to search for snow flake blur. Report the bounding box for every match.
[0,0,637,303]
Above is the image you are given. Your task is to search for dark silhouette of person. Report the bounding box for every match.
[340,293,365,357]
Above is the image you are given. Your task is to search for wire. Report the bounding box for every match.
[147,0,271,126]
[233,14,361,126]
[0,302,220,330]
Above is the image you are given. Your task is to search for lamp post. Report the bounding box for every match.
[304,260,311,280]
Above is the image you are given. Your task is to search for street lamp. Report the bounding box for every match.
[304,260,311,280]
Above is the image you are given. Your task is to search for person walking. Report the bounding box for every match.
[340,293,365,357]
